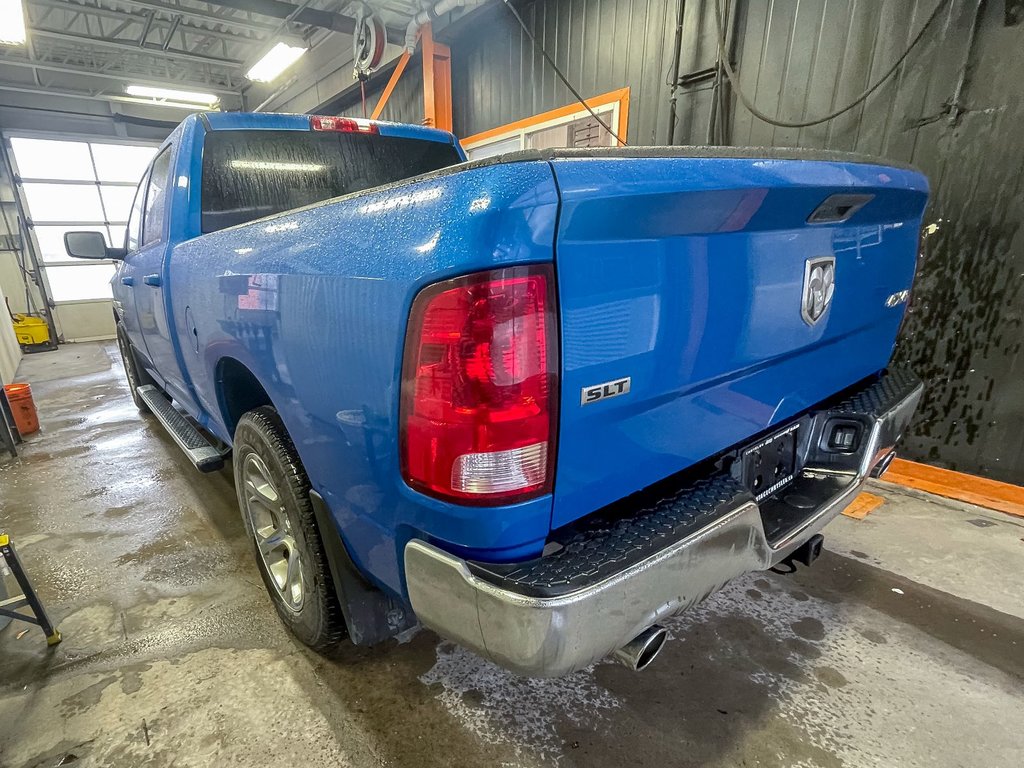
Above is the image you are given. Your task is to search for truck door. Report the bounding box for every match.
[130,144,194,407]
[114,166,149,356]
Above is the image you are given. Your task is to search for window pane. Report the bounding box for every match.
[200,131,461,233]
[100,185,137,223]
[466,135,522,160]
[525,123,569,151]
[127,171,148,252]
[34,225,111,263]
[46,263,116,301]
[91,143,157,183]
[22,183,104,222]
[525,109,614,150]
[143,147,172,245]
[10,138,95,180]
[567,111,616,148]
[112,222,129,251]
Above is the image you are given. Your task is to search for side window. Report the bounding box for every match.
[142,146,173,246]
[125,168,150,252]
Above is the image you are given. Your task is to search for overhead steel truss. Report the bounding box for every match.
[0,0,291,103]
[0,0,426,108]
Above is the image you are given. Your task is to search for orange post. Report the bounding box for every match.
[420,23,452,132]
[371,50,412,120]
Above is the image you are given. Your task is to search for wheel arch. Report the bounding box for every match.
[223,377,411,647]
[215,356,275,437]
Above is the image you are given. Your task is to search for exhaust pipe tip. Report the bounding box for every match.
[610,625,668,671]
[871,449,898,478]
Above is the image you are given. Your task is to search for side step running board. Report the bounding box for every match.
[137,384,227,472]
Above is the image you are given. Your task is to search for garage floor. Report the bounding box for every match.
[1,343,1022,768]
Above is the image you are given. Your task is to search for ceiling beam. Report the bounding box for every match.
[30,0,265,44]
[109,0,279,35]
[162,16,181,50]
[0,56,240,96]
[31,27,244,67]
[207,0,356,34]
[207,0,405,39]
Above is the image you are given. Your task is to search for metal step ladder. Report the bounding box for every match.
[136,385,229,473]
[0,533,61,646]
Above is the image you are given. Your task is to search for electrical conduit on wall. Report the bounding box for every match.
[404,0,487,52]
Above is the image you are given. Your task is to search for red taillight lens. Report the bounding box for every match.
[310,115,379,134]
[400,265,558,505]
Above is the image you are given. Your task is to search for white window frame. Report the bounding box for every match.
[461,88,629,159]
[6,131,159,304]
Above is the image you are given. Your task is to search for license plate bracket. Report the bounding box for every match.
[741,423,800,502]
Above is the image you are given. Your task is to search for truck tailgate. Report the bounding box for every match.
[549,148,928,529]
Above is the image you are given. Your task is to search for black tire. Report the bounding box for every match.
[233,406,346,652]
[116,322,153,413]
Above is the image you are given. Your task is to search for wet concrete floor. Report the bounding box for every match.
[1,342,1022,767]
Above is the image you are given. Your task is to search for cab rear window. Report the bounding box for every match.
[200,129,460,233]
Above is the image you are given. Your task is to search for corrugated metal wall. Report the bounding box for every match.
[892,2,1024,483]
[453,0,678,144]
[338,61,425,125]
[450,0,975,152]
[442,0,1024,482]
[320,1,1021,482]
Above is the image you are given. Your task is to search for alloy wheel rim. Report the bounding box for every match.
[242,453,304,612]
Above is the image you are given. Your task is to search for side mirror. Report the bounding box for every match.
[63,231,127,261]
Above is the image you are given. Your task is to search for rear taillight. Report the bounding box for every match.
[400,265,558,505]
[310,115,379,134]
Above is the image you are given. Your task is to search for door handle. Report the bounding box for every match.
[121,276,134,286]
[143,274,162,287]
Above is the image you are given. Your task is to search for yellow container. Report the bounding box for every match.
[12,315,50,346]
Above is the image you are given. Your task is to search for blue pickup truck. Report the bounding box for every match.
[64,111,926,676]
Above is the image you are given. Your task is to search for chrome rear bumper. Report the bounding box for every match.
[405,369,923,677]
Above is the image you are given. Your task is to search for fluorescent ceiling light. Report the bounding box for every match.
[126,85,220,105]
[246,41,306,83]
[0,0,27,45]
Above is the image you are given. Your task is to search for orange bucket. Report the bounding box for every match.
[3,383,39,436]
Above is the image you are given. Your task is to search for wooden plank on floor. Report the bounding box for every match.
[843,491,885,520]
[882,458,1024,519]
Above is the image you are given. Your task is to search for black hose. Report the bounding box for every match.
[500,0,627,146]
[713,0,951,129]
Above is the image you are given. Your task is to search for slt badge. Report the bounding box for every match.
[801,256,836,326]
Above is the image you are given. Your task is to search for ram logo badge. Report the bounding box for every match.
[801,256,836,326]
[581,377,631,405]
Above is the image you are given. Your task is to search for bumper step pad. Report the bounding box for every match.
[827,366,922,418]
[468,473,752,598]
[467,367,922,599]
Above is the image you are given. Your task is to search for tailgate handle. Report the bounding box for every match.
[807,194,874,224]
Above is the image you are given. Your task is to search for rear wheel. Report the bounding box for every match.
[116,322,153,413]
[233,406,346,651]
